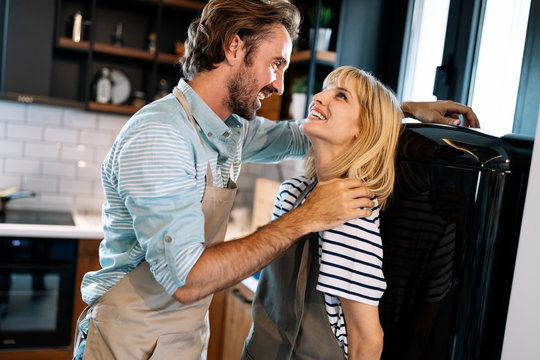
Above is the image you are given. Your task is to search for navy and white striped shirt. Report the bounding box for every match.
[273,176,386,358]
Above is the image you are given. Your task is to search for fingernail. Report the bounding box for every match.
[453,119,461,126]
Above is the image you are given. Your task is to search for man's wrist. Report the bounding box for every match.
[400,102,413,118]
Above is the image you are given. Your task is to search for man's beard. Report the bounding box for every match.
[226,63,261,120]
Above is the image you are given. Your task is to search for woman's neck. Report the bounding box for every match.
[312,143,341,181]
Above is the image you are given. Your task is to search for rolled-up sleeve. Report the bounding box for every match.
[117,121,205,296]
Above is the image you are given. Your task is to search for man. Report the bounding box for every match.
[74,0,479,359]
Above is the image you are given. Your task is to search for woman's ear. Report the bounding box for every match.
[224,34,246,66]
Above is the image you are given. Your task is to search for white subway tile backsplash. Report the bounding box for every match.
[97,113,129,132]
[25,142,60,159]
[80,129,113,148]
[92,181,104,196]
[44,126,78,144]
[76,162,101,179]
[75,195,105,213]
[0,100,26,121]
[61,144,94,161]
[42,160,77,177]
[23,175,58,193]
[1,100,276,214]
[94,148,110,163]
[38,193,75,210]
[64,109,98,129]
[59,178,93,195]
[6,123,43,140]
[0,175,21,190]
[0,140,24,156]
[27,104,63,126]
[5,158,40,175]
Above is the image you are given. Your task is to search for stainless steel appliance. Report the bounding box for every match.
[379,124,533,360]
[0,210,78,349]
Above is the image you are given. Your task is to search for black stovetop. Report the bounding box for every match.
[0,209,74,226]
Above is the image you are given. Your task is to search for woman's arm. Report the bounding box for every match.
[340,298,384,360]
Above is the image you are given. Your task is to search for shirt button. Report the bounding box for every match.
[208,132,213,137]
[223,131,230,137]
[220,157,227,162]
[165,235,172,243]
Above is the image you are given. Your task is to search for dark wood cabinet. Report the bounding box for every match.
[0,0,205,114]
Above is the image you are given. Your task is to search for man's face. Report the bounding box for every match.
[226,24,292,120]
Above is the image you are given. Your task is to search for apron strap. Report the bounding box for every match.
[293,179,318,209]
[173,86,204,146]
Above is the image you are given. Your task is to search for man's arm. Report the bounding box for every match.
[174,177,374,304]
[401,100,480,128]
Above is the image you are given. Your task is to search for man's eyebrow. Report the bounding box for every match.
[274,56,288,66]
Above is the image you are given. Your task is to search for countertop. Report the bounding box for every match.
[0,212,104,239]
[0,212,259,292]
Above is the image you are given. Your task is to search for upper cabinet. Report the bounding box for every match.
[0,0,341,117]
[0,0,204,115]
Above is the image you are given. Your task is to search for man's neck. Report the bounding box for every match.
[187,71,232,121]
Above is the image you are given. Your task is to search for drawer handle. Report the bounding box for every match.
[232,288,252,304]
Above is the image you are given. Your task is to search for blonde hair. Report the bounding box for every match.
[181,0,301,79]
[304,66,403,209]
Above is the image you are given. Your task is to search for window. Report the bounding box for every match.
[469,0,531,136]
[398,0,451,103]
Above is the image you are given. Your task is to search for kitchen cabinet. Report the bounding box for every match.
[0,0,204,115]
[208,283,254,360]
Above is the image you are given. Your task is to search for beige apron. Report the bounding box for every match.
[74,87,237,359]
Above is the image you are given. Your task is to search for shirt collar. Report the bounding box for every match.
[177,78,242,137]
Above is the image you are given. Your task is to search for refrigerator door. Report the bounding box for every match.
[379,124,533,360]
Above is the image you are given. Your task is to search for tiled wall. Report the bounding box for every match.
[0,100,129,213]
[0,99,303,215]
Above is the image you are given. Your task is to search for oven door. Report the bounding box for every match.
[0,237,78,349]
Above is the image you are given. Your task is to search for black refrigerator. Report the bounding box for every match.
[379,124,533,360]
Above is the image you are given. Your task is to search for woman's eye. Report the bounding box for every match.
[337,92,347,100]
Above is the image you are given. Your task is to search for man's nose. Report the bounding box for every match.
[272,71,285,96]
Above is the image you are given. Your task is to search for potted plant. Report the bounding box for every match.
[289,75,308,119]
[309,6,335,51]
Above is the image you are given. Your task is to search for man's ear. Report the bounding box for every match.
[224,34,246,66]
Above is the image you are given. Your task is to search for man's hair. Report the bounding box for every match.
[304,66,403,209]
[180,0,301,79]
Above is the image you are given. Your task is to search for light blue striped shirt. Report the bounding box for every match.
[79,79,309,331]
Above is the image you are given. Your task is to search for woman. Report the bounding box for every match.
[243,66,402,360]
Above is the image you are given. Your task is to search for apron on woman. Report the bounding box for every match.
[74,87,237,360]
[242,180,346,360]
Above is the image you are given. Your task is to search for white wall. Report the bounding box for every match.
[501,106,540,359]
[0,99,302,215]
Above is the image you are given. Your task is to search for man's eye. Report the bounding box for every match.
[273,61,281,69]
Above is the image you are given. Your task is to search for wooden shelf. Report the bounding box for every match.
[57,37,90,51]
[162,0,206,10]
[88,101,140,115]
[291,50,336,64]
[157,52,182,64]
[93,42,155,61]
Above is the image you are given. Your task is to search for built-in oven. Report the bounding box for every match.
[0,210,78,350]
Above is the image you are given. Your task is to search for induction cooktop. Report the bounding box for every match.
[0,209,74,226]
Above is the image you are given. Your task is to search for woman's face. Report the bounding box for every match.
[301,79,361,155]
